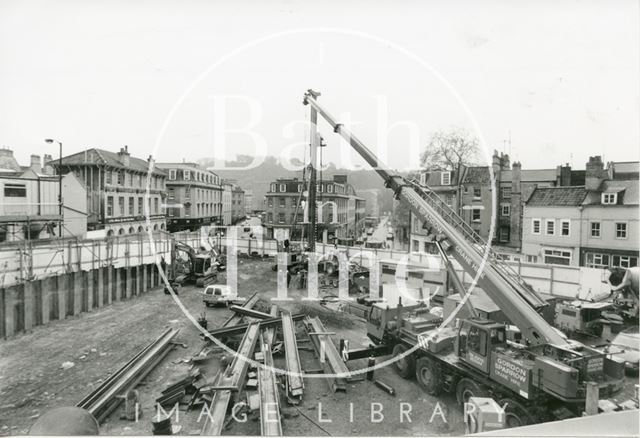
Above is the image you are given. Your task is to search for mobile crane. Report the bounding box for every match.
[303,90,625,427]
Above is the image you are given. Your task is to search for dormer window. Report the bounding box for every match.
[169,169,176,180]
[441,171,451,186]
[602,193,617,204]
[271,183,277,192]
[184,170,191,180]
[279,183,286,192]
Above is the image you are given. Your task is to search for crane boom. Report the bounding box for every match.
[303,90,567,347]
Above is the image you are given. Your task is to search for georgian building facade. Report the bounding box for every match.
[53,147,166,236]
[263,175,365,241]
[156,162,222,232]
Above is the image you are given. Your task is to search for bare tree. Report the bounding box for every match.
[420,128,479,171]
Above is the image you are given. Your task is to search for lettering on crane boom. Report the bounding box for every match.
[404,193,485,280]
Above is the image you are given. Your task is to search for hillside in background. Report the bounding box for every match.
[197,155,413,215]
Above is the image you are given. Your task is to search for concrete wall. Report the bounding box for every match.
[1,263,164,339]
[0,233,171,289]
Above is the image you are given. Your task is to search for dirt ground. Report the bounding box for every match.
[0,257,636,436]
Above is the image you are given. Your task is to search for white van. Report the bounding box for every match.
[202,285,237,307]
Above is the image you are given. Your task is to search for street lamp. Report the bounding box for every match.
[44,138,63,237]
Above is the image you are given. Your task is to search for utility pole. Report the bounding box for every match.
[45,138,63,237]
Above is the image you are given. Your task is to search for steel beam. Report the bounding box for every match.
[258,334,283,436]
[77,328,178,422]
[304,317,349,392]
[201,322,261,435]
[263,304,279,346]
[222,292,259,328]
[282,311,304,398]
[229,305,273,320]
[204,314,305,339]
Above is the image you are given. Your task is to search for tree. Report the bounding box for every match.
[420,128,479,172]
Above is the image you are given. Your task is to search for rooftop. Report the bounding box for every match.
[52,148,166,176]
[583,179,639,206]
[526,186,588,207]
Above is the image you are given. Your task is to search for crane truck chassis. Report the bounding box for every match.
[302,89,626,428]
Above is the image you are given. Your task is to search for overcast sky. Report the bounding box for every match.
[1,0,638,172]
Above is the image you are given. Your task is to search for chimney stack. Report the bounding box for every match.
[118,145,131,167]
[556,163,572,186]
[0,147,21,171]
[30,154,42,174]
[585,156,605,191]
[43,154,54,175]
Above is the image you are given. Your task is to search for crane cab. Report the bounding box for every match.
[456,319,508,374]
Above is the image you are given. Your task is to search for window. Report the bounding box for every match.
[441,172,451,186]
[526,255,538,263]
[138,197,143,214]
[268,198,273,207]
[318,184,323,193]
[445,194,454,207]
[117,171,124,185]
[473,187,481,199]
[184,170,191,180]
[128,197,134,215]
[3,184,26,197]
[612,255,638,268]
[499,226,510,242]
[297,183,303,192]
[412,240,419,252]
[279,198,286,207]
[154,198,159,214]
[561,220,570,236]
[500,186,512,199]
[128,173,133,186]
[267,212,273,223]
[545,219,555,235]
[543,249,571,266]
[278,212,285,223]
[590,222,601,238]
[118,197,125,216]
[616,222,627,239]
[279,183,286,192]
[184,205,191,217]
[602,193,617,204]
[167,187,174,200]
[327,184,334,193]
[585,253,610,269]
[472,209,481,222]
[106,171,112,184]
[271,183,277,192]
[185,187,191,199]
[107,196,114,216]
[501,205,510,216]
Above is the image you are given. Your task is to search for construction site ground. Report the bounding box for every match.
[0,257,637,436]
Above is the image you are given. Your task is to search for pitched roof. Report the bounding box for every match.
[609,161,639,180]
[462,166,491,184]
[583,180,639,206]
[526,186,588,207]
[52,148,166,176]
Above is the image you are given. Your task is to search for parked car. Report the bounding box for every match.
[600,327,639,374]
[202,284,237,307]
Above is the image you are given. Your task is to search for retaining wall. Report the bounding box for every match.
[1,263,165,339]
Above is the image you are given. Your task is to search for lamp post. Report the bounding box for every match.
[44,138,63,237]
